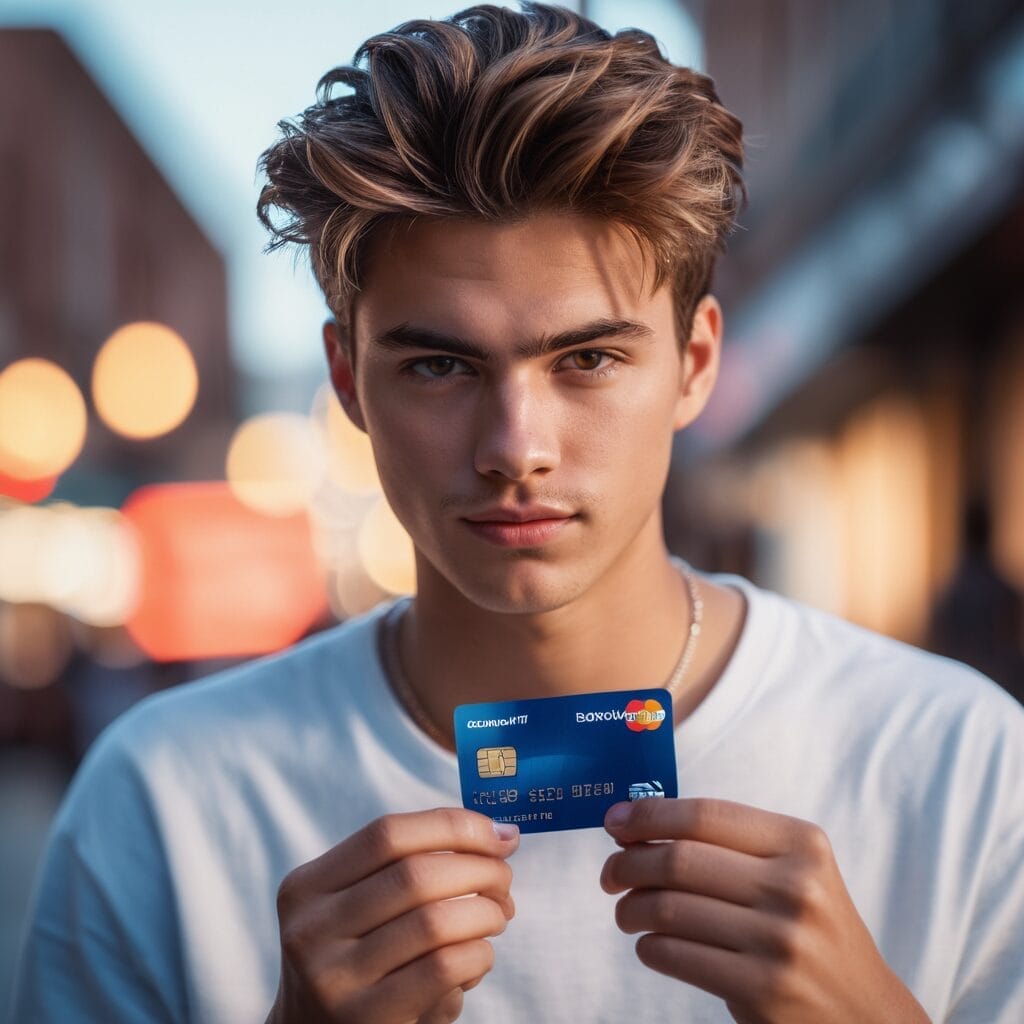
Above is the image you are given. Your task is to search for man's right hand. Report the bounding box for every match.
[265,807,520,1024]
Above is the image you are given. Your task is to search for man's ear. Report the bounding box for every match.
[672,294,723,431]
[322,317,367,433]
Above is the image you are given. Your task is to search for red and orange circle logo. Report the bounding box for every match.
[625,698,666,731]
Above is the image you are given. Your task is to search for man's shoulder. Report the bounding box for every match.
[46,600,404,879]
[87,600,394,773]
[720,571,1024,727]
[717,574,1024,844]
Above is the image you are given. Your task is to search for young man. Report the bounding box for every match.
[11,4,1024,1022]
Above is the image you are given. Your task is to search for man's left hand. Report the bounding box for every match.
[600,797,931,1024]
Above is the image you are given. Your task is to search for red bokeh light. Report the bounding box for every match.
[0,470,57,503]
[121,481,328,662]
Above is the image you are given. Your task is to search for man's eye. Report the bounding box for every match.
[566,350,610,371]
[408,356,468,379]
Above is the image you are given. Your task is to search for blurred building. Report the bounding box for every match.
[0,28,234,502]
[0,28,235,752]
[665,0,1024,701]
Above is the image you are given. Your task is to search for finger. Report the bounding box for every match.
[417,988,464,1024]
[601,838,762,906]
[276,895,507,1020]
[347,939,495,1023]
[305,809,520,893]
[633,932,757,1006]
[615,889,771,954]
[604,798,805,856]
[357,895,510,982]
[335,852,514,937]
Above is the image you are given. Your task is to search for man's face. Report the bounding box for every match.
[329,212,717,614]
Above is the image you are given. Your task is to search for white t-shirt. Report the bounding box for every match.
[9,572,1024,1023]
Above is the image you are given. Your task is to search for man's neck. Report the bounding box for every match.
[392,542,747,749]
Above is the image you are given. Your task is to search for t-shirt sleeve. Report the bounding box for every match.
[8,721,190,1024]
[944,714,1024,1024]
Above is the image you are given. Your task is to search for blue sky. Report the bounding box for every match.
[1,0,701,389]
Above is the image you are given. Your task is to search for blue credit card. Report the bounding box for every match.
[453,689,677,834]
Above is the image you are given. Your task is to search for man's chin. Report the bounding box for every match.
[442,558,588,616]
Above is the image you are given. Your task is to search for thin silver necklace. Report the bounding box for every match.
[378,558,703,750]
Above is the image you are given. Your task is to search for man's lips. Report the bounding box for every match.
[462,506,576,523]
[460,511,578,547]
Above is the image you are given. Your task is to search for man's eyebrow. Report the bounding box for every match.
[369,318,655,361]
[538,318,655,353]
[370,324,487,360]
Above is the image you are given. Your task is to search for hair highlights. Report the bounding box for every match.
[257,2,745,341]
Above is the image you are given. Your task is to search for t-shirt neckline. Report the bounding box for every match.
[363,568,782,784]
[672,571,784,765]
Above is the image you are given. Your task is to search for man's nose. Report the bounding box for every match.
[472,374,560,481]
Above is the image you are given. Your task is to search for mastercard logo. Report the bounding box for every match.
[625,698,666,732]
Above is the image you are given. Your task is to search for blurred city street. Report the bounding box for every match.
[2,0,1023,1015]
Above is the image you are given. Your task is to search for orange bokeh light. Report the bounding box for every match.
[121,481,328,661]
[311,383,381,495]
[358,496,416,594]
[92,322,199,440]
[0,358,87,479]
[226,412,325,517]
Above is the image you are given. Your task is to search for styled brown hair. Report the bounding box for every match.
[257,1,745,344]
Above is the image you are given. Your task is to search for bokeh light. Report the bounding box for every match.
[226,412,327,516]
[838,394,931,640]
[318,530,389,619]
[92,321,199,440]
[122,481,328,660]
[357,496,416,594]
[0,602,75,691]
[0,504,53,604]
[311,383,381,495]
[328,560,390,619]
[0,358,87,480]
[0,470,57,504]
[39,507,141,627]
[0,503,140,627]
[991,331,1024,587]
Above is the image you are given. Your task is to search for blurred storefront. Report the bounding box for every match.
[665,0,1024,701]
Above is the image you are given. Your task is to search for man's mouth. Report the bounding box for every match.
[461,510,579,547]
[462,505,575,524]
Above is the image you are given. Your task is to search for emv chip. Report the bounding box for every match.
[477,746,517,778]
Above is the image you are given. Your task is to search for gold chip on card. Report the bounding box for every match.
[477,746,517,778]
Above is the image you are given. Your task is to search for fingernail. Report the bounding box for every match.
[605,803,631,829]
[492,821,519,841]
